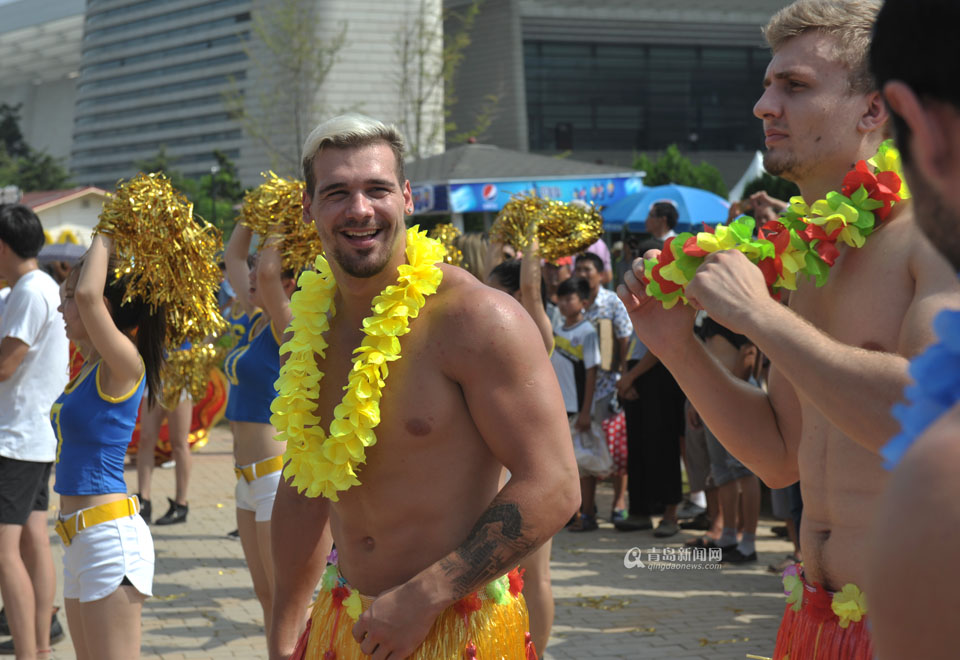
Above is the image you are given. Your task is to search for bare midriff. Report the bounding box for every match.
[785,215,916,591]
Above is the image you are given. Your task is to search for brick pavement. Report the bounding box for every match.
[11,425,793,659]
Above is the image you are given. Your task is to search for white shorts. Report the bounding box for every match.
[235,467,281,522]
[61,512,154,602]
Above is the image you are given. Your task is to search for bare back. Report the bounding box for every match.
[772,208,959,589]
[310,264,566,596]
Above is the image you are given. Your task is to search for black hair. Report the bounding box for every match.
[489,258,547,305]
[871,0,960,166]
[575,252,604,274]
[103,256,167,408]
[651,201,679,230]
[699,317,752,350]
[0,204,45,259]
[489,259,521,292]
[557,276,590,301]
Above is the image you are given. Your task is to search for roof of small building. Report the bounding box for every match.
[406,143,632,184]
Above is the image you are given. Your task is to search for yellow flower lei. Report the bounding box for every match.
[270,226,446,500]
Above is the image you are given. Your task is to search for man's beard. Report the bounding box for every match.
[905,163,960,271]
[763,149,806,182]
[328,224,400,278]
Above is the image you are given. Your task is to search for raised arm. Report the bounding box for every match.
[225,223,254,313]
[519,238,554,353]
[350,287,579,658]
[74,234,141,391]
[268,478,333,660]
[618,254,802,487]
[255,232,293,332]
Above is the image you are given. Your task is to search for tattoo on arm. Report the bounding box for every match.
[440,500,539,599]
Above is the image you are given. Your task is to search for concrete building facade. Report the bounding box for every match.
[446,0,793,189]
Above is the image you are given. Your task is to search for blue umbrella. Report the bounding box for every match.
[601,184,730,233]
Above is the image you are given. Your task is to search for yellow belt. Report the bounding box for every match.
[234,455,284,483]
[55,496,140,547]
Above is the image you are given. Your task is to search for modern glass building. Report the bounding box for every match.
[70,0,253,186]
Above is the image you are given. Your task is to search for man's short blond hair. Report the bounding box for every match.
[764,0,881,94]
[301,113,406,196]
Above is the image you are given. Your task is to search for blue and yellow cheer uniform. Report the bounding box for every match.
[53,360,145,496]
[225,312,281,424]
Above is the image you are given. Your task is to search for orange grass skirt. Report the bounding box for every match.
[773,575,873,660]
[292,579,534,660]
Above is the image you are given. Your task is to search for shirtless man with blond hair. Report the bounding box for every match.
[268,113,579,660]
[618,1,960,657]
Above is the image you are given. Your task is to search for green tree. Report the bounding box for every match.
[135,149,245,236]
[396,0,498,158]
[633,144,728,197]
[0,104,29,158]
[224,0,347,175]
[0,104,72,191]
[741,172,800,204]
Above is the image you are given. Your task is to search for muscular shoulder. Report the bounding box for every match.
[429,264,546,367]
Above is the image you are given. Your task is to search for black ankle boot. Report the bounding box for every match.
[137,494,152,524]
[155,498,188,525]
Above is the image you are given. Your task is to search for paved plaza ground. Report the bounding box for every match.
[9,425,793,659]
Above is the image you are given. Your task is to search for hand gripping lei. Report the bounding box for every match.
[270,226,446,500]
[644,140,911,308]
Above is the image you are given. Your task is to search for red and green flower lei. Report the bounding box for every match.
[644,140,911,308]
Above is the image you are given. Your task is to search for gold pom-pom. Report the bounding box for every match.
[160,341,225,409]
[96,172,227,348]
[427,223,463,266]
[239,172,321,273]
[490,195,604,262]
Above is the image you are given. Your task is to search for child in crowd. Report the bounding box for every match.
[551,276,602,532]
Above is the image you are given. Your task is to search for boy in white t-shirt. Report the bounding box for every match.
[550,276,602,532]
[0,204,69,656]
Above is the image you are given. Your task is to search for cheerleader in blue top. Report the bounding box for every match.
[223,222,296,640]
[53,234,166,659]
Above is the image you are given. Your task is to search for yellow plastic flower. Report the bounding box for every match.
[831,584,867,628]
[343,590,363,620]
[272,227,445,500]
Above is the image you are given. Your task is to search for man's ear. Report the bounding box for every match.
[883,81,950,185]
[302,189,312,224]
[859,90,890,134]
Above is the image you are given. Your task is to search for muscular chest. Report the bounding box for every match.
[790,231,912,352]
[311,316,479,472]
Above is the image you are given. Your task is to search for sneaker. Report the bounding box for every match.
[154,498,188,525]
[679,512,710,530]
[614,514,653,532]
[160,459,176,469]
[676,499,707,520]
[137,495,152,524]
[226,528,240,539]
[653,519,680,538]
[610,509,628,523]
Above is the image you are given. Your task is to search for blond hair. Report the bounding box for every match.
[764,0,881,94]
[301,113,406,196]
